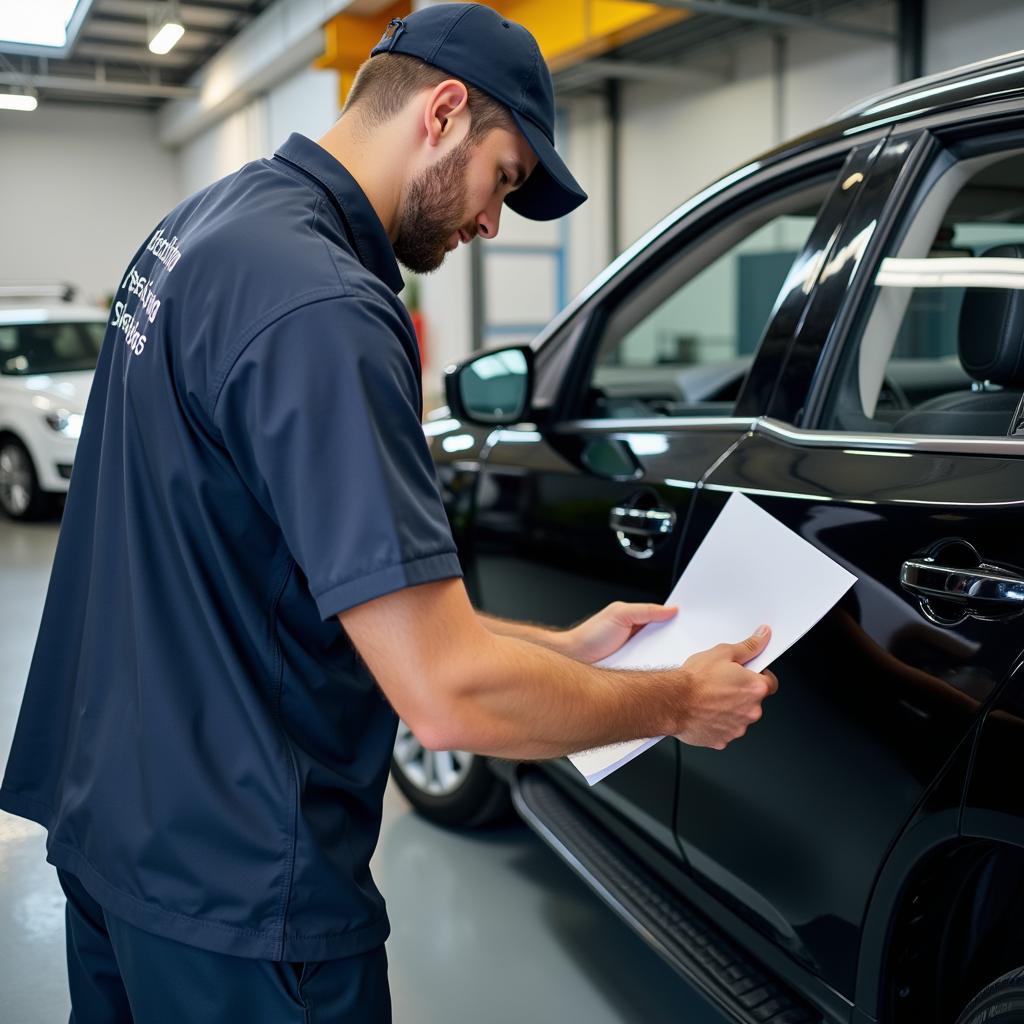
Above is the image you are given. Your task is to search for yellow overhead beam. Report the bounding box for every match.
[487,1,687,72]
[316,1,687,107]
[315,1,412,107]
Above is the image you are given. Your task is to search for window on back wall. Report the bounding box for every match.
[821,147,1024,438]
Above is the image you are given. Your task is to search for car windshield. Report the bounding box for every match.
[0,320,105,375]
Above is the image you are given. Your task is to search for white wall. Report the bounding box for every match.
[179,63,339,197]
[563,92,614,299]
[619,38,780,248]
[0,104,180,307]
[179,102,268,198]
[617,3,901,250]
[925,0,1024,75]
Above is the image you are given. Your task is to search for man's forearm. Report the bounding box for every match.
[444,630,685,760]
[340,578,771,761]
[476,610,569,656]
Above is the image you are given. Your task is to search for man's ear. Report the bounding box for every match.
[424,79,470,148]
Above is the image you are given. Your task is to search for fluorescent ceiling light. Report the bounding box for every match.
[0,92,38,112]
[0,0,84,49]
[148,20,184,55]
[149,4,185,55]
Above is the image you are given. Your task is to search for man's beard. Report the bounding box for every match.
[393,136,473,274]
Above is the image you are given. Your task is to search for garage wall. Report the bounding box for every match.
[925,0,1024,75]
[614,0,1023,251]
[617,6,899,249]
[0,104,180,307]
[179,63,339,196]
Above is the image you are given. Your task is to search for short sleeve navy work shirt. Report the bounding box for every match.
[0,133,462,961]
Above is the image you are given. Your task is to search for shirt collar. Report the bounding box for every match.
[273,133,405,296]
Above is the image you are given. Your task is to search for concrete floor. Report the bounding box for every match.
[0,515,723,1023]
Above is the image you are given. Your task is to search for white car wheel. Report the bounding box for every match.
[0,440,39,520]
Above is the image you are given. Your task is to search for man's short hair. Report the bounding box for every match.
[343,53,516,143]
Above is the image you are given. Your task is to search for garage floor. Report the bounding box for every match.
[0,517,723,1023]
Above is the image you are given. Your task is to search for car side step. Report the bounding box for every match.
[511,771,821,1024]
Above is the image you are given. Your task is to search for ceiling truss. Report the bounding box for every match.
[0,0,273,109]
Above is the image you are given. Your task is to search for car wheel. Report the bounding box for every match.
[0,437,50,521]
[389,719,511,827]
[955,966,1024,1023]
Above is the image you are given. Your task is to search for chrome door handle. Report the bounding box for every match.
[900,544,1024,626]
[609,506,675,537]
[609,498,676,560]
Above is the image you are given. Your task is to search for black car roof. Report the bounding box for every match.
[759,47,1024,165]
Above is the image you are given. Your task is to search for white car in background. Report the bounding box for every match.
[0,304,105,520]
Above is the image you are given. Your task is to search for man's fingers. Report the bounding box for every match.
[762,670,779,696]
[730,624,771,664]
[615,602,679,625]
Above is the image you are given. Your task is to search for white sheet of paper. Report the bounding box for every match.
[568,491,857,786]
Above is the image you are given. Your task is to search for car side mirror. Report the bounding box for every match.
[443,345,534,426]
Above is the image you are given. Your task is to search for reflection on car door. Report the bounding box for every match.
[671,128,1024,1003]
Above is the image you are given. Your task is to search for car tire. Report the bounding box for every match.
[390,720,511,828]
[955,966,1024,1023]
[0,436,51,521]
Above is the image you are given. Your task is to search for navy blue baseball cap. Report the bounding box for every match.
[370,3,587,221]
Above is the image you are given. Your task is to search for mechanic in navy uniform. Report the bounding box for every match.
[0,4,777,1020]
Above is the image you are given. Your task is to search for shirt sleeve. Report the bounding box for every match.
[213,294,462,620]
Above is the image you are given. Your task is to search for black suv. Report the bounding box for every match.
[391,51,1024,1024]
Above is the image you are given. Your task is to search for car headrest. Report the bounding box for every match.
[958,243,1024,387]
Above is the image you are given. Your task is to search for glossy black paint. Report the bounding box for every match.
[672,434,1024,998]
[853,723,977,1023]
[428,51,1024,1024]
[963,654,1024,850]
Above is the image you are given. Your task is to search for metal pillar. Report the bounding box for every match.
[606,77,621,260]
[898,0,925,82]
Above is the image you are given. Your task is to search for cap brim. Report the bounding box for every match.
[505,111,587,221]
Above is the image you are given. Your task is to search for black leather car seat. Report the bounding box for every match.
[893,243,1024,435]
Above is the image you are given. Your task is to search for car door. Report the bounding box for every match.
[466,140,879,855]
[672,120,1024,1002]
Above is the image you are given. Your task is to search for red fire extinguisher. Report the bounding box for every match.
[410,309,427,371]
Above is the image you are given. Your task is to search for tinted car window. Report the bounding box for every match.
[822,148,1024,436]
[582,183,827,420]
[0,321,105,375]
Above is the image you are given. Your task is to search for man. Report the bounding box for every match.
[0,4,776,1021]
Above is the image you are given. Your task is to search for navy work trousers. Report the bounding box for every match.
[57,868,392,1023]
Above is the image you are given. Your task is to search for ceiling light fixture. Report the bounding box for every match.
[148,2,185,56]
[0,88,38,112]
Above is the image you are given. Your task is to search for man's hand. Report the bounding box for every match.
[561,601,679,664]
[674,626,778,750]
[339,577,778,759]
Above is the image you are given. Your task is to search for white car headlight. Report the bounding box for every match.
[43,410,83,440]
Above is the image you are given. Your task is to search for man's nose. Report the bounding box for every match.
[475,200,502,240]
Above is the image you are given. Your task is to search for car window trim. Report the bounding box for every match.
[549,412,1024,455]
[757,416,1024,458]
[555,416,757,433]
